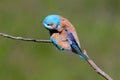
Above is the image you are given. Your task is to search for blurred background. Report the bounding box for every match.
[0,0,120,80]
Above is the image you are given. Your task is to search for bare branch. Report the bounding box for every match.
[0,32,113,80]
[0,32,51,43]
[83,50,113,80]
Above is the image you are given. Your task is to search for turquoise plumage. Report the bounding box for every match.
[43,14,88,60]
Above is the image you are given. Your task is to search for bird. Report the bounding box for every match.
[43,14,88,60]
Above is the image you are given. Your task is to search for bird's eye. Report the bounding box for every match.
[47,23,54,26]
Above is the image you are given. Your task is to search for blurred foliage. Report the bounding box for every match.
[0,0,120,80]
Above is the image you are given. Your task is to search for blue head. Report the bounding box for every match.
[43,14,61,30]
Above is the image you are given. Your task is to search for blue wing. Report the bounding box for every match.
[66,29,88,60]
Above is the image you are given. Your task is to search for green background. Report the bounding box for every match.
[0,0,120,80]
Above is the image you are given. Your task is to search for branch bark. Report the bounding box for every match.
[83,50,113,80]
[0,33,51,43]
[0,32,113,80]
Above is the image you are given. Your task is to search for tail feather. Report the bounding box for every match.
[78,51,88,60]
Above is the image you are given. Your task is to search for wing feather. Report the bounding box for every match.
[58,17,81,48]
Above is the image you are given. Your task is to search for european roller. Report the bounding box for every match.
[43,14,88,60]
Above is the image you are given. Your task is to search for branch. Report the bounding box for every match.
[0,32,51,43]
[83,50,113,80]
[0,32,113,80]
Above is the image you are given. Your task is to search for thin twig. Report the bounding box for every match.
[0,32,113,80]
[83,50,113,80]
[0,33,51,43]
